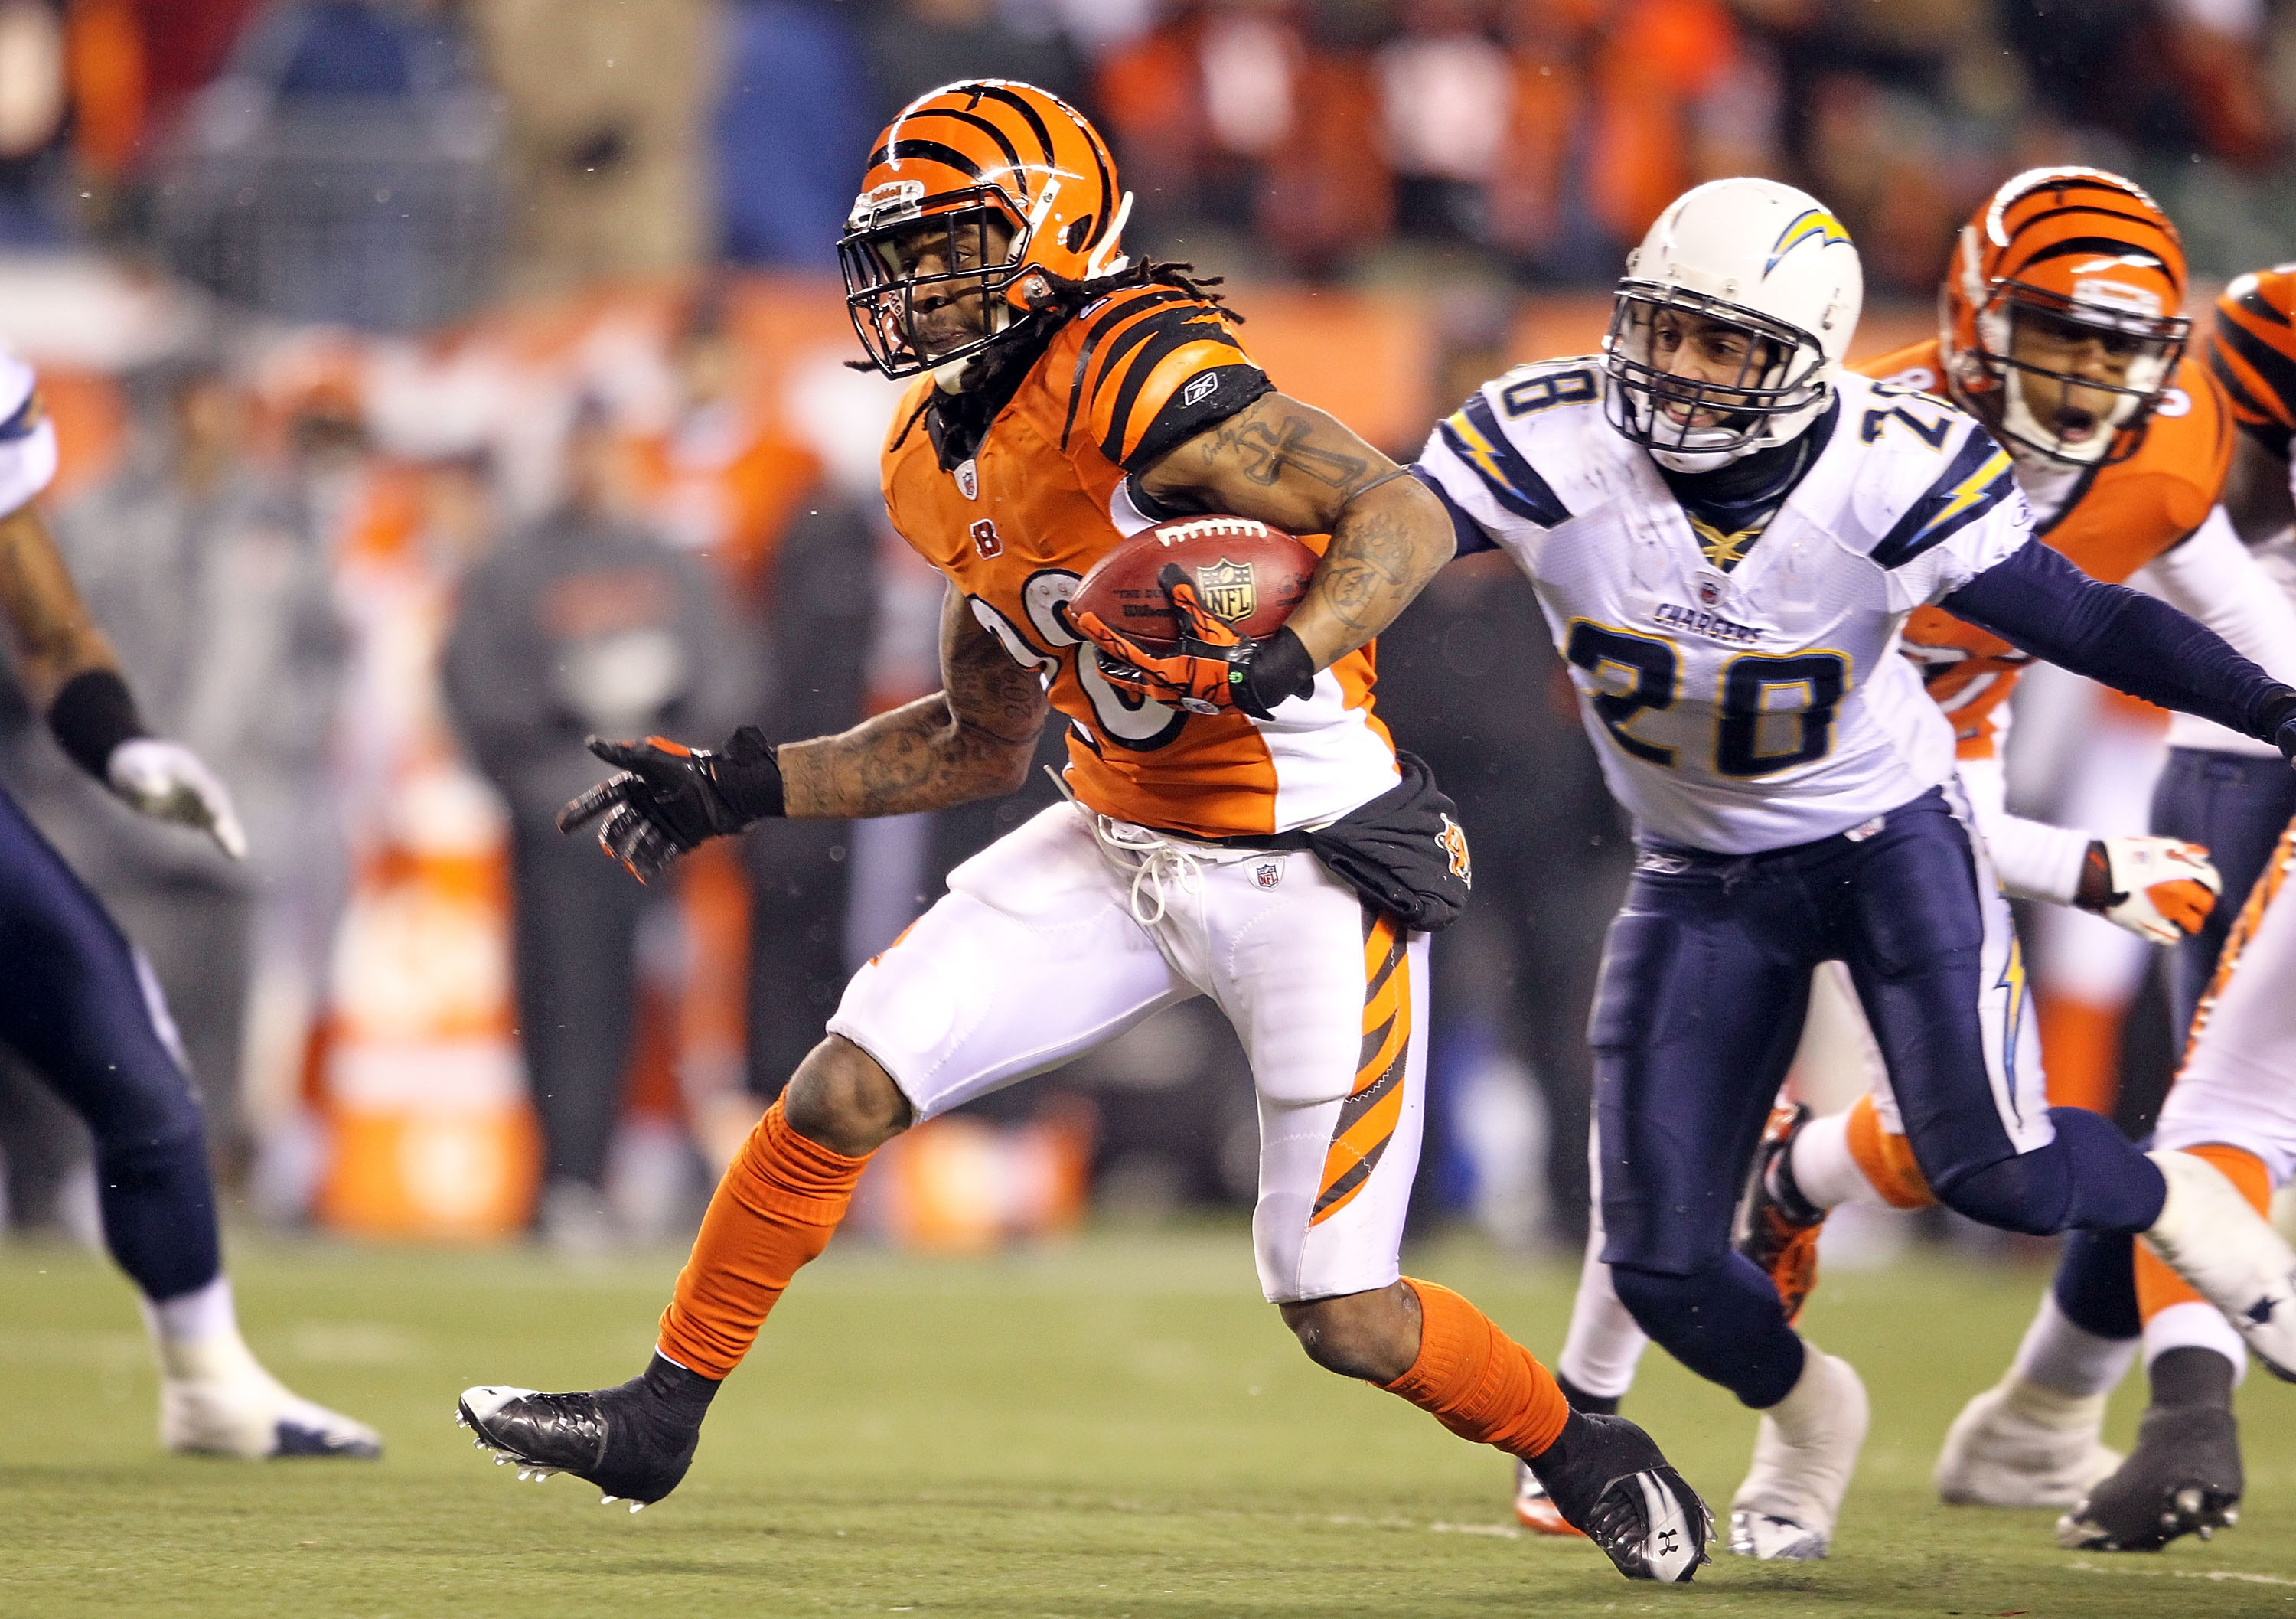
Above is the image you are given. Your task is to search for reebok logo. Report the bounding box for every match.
[1181,372,1220,408]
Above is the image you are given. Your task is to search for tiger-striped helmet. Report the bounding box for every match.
[840,80,1131,382]
[1941,167,2189,466]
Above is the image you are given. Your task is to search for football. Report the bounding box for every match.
[1068,515,1319,652]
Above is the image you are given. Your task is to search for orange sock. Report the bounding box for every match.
[2135,1143,2272,1323]
[1382,1278,1570,1457]
[1845,1093,1933,1209]
[2036,994,2125,1115]
[656,1098,870,1379]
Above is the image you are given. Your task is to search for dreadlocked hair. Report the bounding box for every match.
[853,258,1240,374]
[1032,259,1241,321]
[879,259,1242,452]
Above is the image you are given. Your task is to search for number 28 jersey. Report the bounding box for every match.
[1411,361,2030,854]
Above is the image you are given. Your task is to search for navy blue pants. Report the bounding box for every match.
[1594,788,2167,1406]
[2047,747,2296,1342]
[0,785,217,1301]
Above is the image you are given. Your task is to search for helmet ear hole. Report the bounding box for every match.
[1063,214,1094,253]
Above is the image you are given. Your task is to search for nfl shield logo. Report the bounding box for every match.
[955,459,978,501]
[1195,558,1257,623]
[1697,579,1722,606]
[1251,858,1283,890]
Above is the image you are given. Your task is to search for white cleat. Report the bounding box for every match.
[1935,1376,2122,1509]
[1730,1349,1868,1561]
[160,1336,382,1460]
[2143,1151,2296,1381]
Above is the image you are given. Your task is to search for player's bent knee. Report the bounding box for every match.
[1932,1151,2069,1237]
[1279,1281,1419,1384]
[782,1036,912,1158]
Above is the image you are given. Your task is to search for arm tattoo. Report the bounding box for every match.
[1222,413,1371,491]
[778,586,1046,819]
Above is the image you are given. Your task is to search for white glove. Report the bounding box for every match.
[105,739,247,860]
[2089,835,2219,945]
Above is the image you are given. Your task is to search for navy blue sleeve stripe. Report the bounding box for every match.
[1870,430,2015,569]
[1411,464,1493,557]
[1434,392,1570,527]
[1893,468,2015,563]
[0,388,40,444]
[1945,540,2294,742]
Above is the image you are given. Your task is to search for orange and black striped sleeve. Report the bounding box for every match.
[1056,284,1272,475]
[2208,266,2296,459]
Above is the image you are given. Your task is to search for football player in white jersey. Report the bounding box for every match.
[0,349,378,1458]
[1512,171,2296,1552]
[1411,178,2296,1562]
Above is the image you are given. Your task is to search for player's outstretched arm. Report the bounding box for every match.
[778,584,1046,818]
[564,586,1048,881]
[0,500,245,857]
[1135,390,1453,669]
[1944,540,2296,762]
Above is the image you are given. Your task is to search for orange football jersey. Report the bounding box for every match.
[1857,339,2233,758]
[879,283,1396,839]
[2208,263,2296,454]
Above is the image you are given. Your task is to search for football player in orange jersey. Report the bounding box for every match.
[1988,262,2296,1549]
[453,80,1711,1583]
[1511,170,2296,1546]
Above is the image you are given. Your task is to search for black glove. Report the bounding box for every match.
[558,726,784,883]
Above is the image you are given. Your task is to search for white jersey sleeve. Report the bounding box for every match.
[1847,415,2027,609]
[1411,359,1590,555]
[0,351,57,517]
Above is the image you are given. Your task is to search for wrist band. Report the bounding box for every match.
[1238,625,1316,720]
[2256,684,2296,742]
[47,667,147,781]
[709,725,786,821]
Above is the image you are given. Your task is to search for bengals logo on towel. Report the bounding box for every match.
[1437,813,1472,889]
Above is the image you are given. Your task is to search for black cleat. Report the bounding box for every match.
[457,1354,718,1510]
[2056,1400,2242,1552]
[1736,1102,1824,1324]
[1529,1411,1714,1582]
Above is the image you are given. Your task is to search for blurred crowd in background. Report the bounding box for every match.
[0,0,2280,1258]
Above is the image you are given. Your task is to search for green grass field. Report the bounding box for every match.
[5,1226,2296,1617]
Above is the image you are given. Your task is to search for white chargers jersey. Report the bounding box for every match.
[1414,361,2030,854]
[0,350,54,517]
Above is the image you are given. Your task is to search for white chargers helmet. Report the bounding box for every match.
[1603,178,1864,473]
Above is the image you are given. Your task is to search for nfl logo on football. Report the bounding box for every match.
[1195,558,1256,622]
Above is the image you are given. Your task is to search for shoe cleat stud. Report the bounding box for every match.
[2198,1523,2214,1542]
[2226,1507,2241,1525]
[601,1495,618,1506]
[628,1501,644,1514]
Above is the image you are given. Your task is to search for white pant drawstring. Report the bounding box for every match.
[1090,815,1205,927]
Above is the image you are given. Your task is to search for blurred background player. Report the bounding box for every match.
[0,344,377,1461]
[455,80,1710,1585]
[1516,168,2296,1536]
[444,393,751,1251]
[1413,174,2296,1564]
